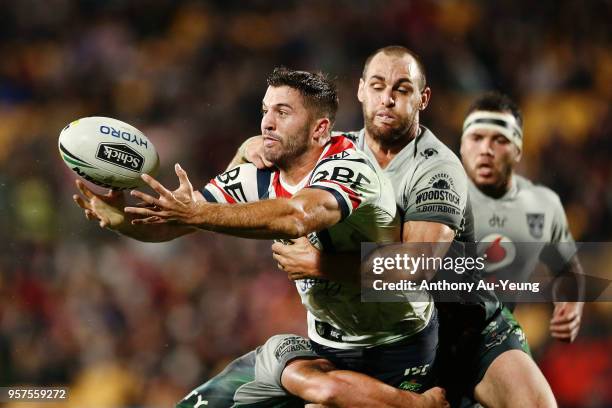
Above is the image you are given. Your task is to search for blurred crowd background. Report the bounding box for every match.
[0,1,610,407]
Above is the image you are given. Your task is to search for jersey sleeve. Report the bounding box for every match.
[402,160,468,231]
[255,334,319,387]
[540,190,578,270]
[199,164,263,204]
[307,156,381,220]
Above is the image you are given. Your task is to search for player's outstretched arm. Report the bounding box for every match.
[126,164,343,240]
[282,359,449,408]
[73,179,197,243]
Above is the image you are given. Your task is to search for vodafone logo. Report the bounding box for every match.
[478,234,516,273]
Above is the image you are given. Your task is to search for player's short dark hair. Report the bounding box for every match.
[467,91,523,128]
[362,45,427,90]
[267,67,339,125]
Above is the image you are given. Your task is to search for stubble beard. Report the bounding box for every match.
[363,106,419,149]
[263,123,311,170]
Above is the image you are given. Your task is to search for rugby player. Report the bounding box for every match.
[460,91,584,342]
[74,67,447,407]
[241,47,558,407]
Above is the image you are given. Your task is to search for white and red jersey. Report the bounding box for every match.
[201,136,433,348]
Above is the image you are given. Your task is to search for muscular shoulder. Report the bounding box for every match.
[515,175,565,211]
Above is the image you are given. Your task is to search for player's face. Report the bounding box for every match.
[358,53,428,145]
[461,128,520,190]
[261,86,312,166]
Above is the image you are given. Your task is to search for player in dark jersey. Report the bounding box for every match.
[236,47,558,407]
[73,67,448,407]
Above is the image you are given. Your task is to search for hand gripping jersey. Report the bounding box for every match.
[201,135,434,348]
[469,175,578,309]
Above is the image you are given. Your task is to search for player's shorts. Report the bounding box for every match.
[310,308,439,392]
[437,305,531,406]
[177,311,439,407]
[176,334,314,408]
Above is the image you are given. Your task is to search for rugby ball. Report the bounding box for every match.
[58,117,159,190]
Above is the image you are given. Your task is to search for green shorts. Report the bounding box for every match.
[437,306,531,405]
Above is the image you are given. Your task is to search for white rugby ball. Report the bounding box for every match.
[58,116,159,190]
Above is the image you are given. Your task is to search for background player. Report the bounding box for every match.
[239,46,558,407]
[75,67,446,407]
[460,91,585,343]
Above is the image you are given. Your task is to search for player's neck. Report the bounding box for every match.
[279,147,323,185]
[365,125,420,169]
[478,174,514,199]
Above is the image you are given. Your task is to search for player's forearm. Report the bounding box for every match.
[291,368,424,407]
[189,199,319,240]
[552,255,585,302]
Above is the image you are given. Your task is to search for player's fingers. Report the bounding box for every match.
[132,216,164,224]
[84,210,97,221]
[175,163,193,189]
[250,156,266,169]
[107,189,123,199]
[261,156,273,168]
[75,179,96,200]
[271,242,285,254]
[130,190,162,207]
[272,252,287,264]
[550,311,577,325]
[99,215,111,228]
[124,206,163,217]
[73,194,91,210]
[550,317,580,335]
[140,174,174,200]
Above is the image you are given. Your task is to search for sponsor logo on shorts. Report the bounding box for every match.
[273,336,313,362]
[96,143,144,172]
[399,381,423,392]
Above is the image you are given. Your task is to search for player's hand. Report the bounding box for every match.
[72,179,126,229]
[125,163,200,225]
[550,301,584,342]
[244,136,273,169]
[419,387,449,408]
[272,237,322,280]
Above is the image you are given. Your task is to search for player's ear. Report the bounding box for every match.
[419,86,431,110]
[514,146,522,163]
[312,118,331,146]
[357,78,365,102]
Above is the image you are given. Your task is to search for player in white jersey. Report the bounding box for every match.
[460,91,584,339]
[243,47,558,407]
[74,67,446,407]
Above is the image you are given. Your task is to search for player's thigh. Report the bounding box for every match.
[474,349,556,408]
[176,350,258,408]
[176,345,303,408]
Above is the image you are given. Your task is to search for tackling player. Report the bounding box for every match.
[460,91,584,342]
[241,47,559,407]
[74,67,447,407]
